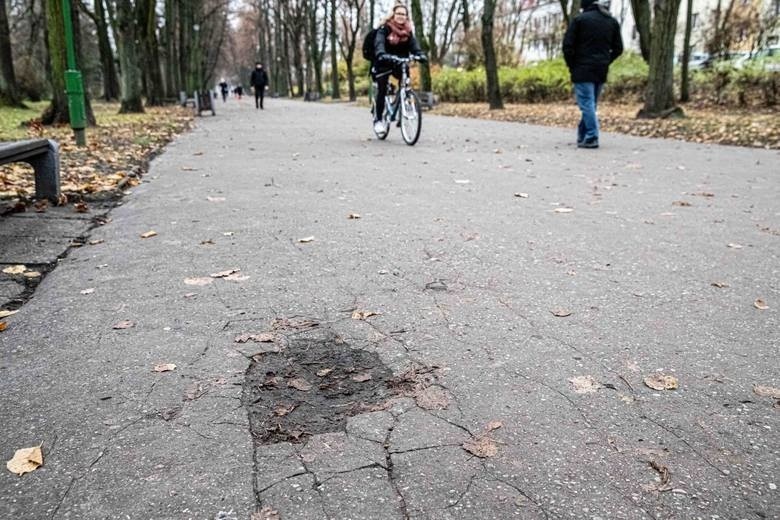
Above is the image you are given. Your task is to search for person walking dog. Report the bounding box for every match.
[562,0,623,149]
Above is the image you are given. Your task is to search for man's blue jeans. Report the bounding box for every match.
[574,82,604,143]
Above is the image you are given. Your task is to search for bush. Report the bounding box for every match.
[603,53,648,101]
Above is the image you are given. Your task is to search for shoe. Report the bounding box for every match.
[578,138,599,149]
[373,120,386,134]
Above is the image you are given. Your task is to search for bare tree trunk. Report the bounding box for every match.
[0,0,25,106]
[329,0,340,98]
[309,0,323,95]
[481,0,502,109]
[163,0,179,97]
[95,0,120,99]
[410,0,432,91]
[629,0,652,61]
[139,0,164,105]
[680,0,692,102]
[41,0,70,123]
[638,0,684,117]
[116,0,144,112]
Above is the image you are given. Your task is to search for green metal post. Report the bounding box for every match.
[62,0,87,146]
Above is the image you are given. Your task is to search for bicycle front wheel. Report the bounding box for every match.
[399,90,422,146]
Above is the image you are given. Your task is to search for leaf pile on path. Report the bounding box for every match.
[0,102,192,205]
[432,102,780,149]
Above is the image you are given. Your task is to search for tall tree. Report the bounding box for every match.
[410,0,432,91]
[629,0,652,61]
[79,0,120,100]
[481,0,502,109]
[337,0,364,101]
[329,0,340,98]
[138,0,165,105]
[116,0,144,112]
[308,0,324,95]
[680,0,693,102]
[0,0,24,106]
[636,0,684,117]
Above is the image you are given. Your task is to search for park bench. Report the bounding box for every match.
[0,139,60,202]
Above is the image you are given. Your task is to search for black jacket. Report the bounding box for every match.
[562,5,623,83]
[250,68,268,87]
[374,25,422,61]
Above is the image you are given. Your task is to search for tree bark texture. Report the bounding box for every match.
[329,0,340,98]
[94,0,120,100]
[0,0,24,106]
[116,0,144,112]
[629,0,652,61]
[410,0,432,91]
[680,0,693,102]
[481,0,503,109]
[41,0,69,123]
[639,0,684,117]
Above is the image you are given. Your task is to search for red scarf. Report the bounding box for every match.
[385,19,412,46]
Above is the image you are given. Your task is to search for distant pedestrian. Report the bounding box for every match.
[219,79,229,102]
[233,85,244,99]
[250,62,269,109]
[562,0,623,149]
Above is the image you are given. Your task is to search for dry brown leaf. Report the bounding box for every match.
[753,299,769,310]
[251,506,280,520]
[288,378,312,391]
[210,269,240,278]
[184,277,213,286]
[0,322,7,332]
[551,308,572,317]
[414,385,451,410]
[316,368,333,377]
[22,271,41,278]
[273,404,296,416]
[352,310,379,320]
[0,310,17,318]
[153,363,177,373]
[224,273,250,281]
[2,265,26,275]
[486,420,503,431]
[181,166,198,171]
[649,460,672,490]
[235,333,275,343]
[514,192,529,198]
[298,236,315,243]
[140,230,157,239]
[200,239,215,245]
[6,446,43,476]
[727,243,743,249]
[352,372,373,383]
[206,196,226,202]
[710,282,729,288]
[672,200,692,207]
[348,213,361,219]
[74,202,89,213]
[112,320,135,329]
[462,436,498,458]
[570,375,602,394]
[753,385,780,399]
[644,374,678,391]
[184,382,204,401]
[88,239,104,245]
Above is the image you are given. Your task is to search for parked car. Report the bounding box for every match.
[687,52,712,69]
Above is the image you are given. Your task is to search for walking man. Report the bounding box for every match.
[250,62,269,109]
[562,0,623,148]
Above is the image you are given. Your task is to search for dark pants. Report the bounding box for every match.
[372,65,401,121]
[254,86,266,108]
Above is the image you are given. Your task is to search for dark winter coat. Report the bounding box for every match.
[373,24,422,62]
[250,68,269,87]
[562,5,623,83]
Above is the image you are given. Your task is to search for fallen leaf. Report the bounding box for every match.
[414,385,450,410]
[80,288,95,295]
[514,192,529,198]
[298,236,315,243]
[88,239,104,245]
[649,460,672,491]
[2,265,26,275]
[251,506,280,520]
[710,282,729,288]
[235,333,275,343]
[273,404,296,416]
[551,308,572,317]
[462,436,498,458]
[184,382,204,401]
[351,372,373,383]
[727,243,743,249]
[200,239,215,245]
[570,375,603,394]
[753,299,769,310]
[753,385,780,399]
[140,230,157,239]
[74,202,89,213]
[672,200,692,207]
[153,363,177,372]
[643,374,678,391]
[0,322,7,331]
[22,271,40,278]
[352,310,379,320]
[184,277,213,286]
[316,368,333,377]
[224,273,250,281]
[454,179,471,184]
[348,213,361,219]
[6,446,43,476]
[223,231,234,236]
[486,420,503,431]
[210,269,240,278]
[288,378,312,391]
[554,207,574,213]
[0,310,17,318]
[206,196,225,202]
[181,166,197,171]
[112,320,135,329]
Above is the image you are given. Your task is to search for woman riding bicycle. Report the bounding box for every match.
[371,3,427,135]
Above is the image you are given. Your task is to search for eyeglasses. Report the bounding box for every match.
[394,11,407,17]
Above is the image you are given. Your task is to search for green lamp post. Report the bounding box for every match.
[62,0,86,146]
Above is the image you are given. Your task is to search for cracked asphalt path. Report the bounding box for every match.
[1,98,778,519]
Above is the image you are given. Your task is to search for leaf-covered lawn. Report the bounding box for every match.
[431,102,780,149]
[0,101,193,205]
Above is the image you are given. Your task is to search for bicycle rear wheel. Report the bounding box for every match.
[399,90,422,146]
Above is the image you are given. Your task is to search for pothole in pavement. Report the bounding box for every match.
[243,332,395,444]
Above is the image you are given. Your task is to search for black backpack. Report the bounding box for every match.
[362,28,378,61]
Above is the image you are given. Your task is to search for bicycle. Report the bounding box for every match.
[370,55,423,146]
